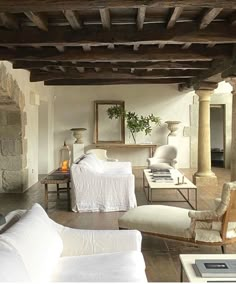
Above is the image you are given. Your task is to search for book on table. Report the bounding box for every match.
[151,169,170,173]
[194,259,236,278]
[152,176,174,183]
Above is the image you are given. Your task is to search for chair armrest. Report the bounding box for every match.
[59,228,142,257]
[170,159,177,168]
[147,157,155,166]
[188,210,218,221]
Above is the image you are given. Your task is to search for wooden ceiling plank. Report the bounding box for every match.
[82,45,91,52]
[99,8,111,29]
[0,12,19,29]
[182,43,192,49]
[137,6,146,30]
[55,46,65,52]
[167,7,183,29]
[30,69,203,82]
[44,78,188,86]
[199,8,223,30]
[13,61,211,70]
[0,23,235,46]
[58,66,66,72]
[24,11,48,31]
[0,1,236,12]
[1,45,229,61]
[63,10,82,30]
[230,11,236,25]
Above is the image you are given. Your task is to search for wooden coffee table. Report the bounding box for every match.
[41,168,71,211]
[143,169,197,209]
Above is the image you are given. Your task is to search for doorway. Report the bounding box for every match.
[210,105,225,168]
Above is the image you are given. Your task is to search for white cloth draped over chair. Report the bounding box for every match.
[147,145,177,169]
[71,153,136,212]
[118,182,236,251]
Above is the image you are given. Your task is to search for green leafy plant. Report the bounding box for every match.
[107,105,161,143]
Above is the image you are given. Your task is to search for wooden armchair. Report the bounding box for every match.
[118,182,236,252]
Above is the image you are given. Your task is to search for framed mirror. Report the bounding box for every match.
[94,100,125,144]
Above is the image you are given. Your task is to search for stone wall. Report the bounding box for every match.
[0,64,27,192]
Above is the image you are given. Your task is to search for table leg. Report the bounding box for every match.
[44,184,48,211]
[67,182,70,211]
[180,262,183,282]
[57,184,59,198]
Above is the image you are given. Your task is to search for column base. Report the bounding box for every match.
[193,172,218,186]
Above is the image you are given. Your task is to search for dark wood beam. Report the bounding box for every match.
[167,7,183,29]
[24,12,48,31]
[229,11,236,25]
[3,45,229,62]
[0,12,19,29]
[199,8,223,29]
[44,78,188,86]
[0,1,236,12]
[221,66,236,78]
[30,69,201,82]
[194,81,218,90]
[137,6,146,30]
[55,46,65,52]
[63,10,82,30]
[99,8,111,29]
[0,23,235,46]
[13,60,211,70]
[182,43,192,49]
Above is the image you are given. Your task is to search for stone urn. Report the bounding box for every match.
[165,121,181,136]
[70,128,87,144]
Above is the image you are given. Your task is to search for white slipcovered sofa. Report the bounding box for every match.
[0,203,147,282]
[71,153,137,212]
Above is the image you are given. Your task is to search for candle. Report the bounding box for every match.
[61,160,68,171]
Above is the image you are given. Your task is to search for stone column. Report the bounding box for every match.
[193,88,217,186]
[227,78,236,181]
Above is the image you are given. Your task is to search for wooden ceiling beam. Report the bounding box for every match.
[0,1,236,12]
[199,8,223,29]
[0,23,235,46]
[44,78,188,86]
[167,7,183,29]
[1,45,228,61]
[29,69,203,82]
[0,12,19,29]
[13,60,211,70]
[24,11,48,31]
[63,10,82,30]
[137,6,146,30]
[99,8,111,29]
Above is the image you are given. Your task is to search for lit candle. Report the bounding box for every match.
[61,160,68,171]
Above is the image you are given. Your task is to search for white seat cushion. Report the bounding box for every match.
[0,203,63,282]
[149,163,173,170]
[0,243,30,282]
[51,251,147,282]
[118,205,192,238]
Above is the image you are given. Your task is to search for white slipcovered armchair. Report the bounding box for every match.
[86,148,118,161]
[0,203,147,282]
[147,145,177,169]
[119,181,236,253]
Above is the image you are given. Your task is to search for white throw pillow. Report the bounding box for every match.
[0,242,30,282]
[0,203,63,282]
[79,153,104,173]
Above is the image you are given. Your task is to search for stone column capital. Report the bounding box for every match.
[226,78,236,95]
[195,89,214,102]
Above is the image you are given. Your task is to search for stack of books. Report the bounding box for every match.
[151,169,174,183]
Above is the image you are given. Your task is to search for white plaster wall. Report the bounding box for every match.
[1,61,54,187]
[54,84,194,168]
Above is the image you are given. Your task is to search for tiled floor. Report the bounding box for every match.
[0,167,235,282]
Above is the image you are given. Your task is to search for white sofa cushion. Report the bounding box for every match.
[0,242,30,282]
[0,203,63,282]
[51,251,147,282]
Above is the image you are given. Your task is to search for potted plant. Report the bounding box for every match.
[107,105,161,143]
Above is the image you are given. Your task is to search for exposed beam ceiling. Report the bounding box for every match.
[167,7,183,29]
[0,1,236,12]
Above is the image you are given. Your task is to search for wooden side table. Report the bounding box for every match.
[41,168,71,211]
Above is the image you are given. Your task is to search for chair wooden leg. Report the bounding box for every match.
[221,245,226,254]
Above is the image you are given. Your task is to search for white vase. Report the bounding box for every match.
[165,121,181,136]
[70,128,87,144]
